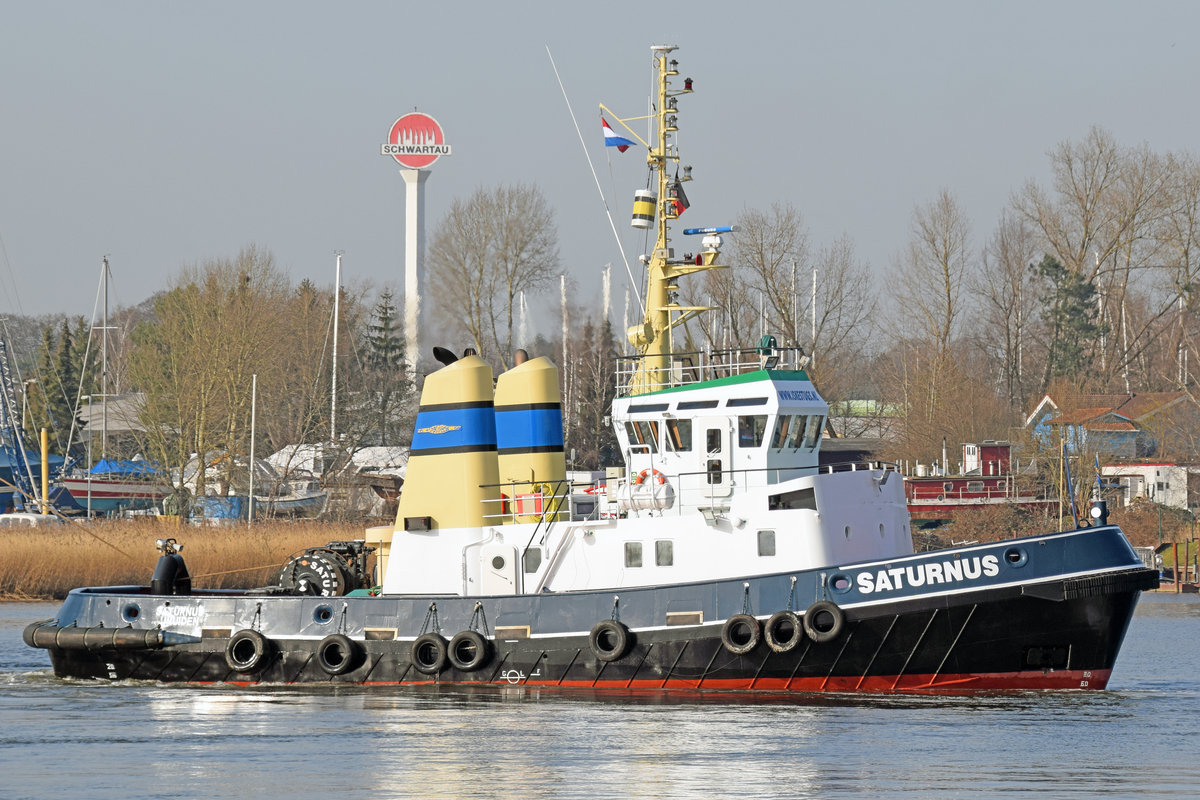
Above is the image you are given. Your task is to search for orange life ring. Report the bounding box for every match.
[633,469,667,487]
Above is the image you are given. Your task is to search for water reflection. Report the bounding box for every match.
[1,597,1198,799]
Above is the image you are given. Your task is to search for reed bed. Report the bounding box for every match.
[0,518,370,600]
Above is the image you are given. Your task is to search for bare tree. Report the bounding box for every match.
[428,184,559,369]
[129,246,291,495]
[896,188,972,356]
[971,210,1040,410]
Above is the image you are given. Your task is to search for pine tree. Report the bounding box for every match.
[28,319,89,452]
[361,290,411,445]
[1035,255,1107,388]
[565,318,620,469]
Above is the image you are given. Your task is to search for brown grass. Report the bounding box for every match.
[0,518,369,600]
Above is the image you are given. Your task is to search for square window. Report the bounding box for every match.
[655,540,674,566]
[522,548,542,573]
[624,541,643,568]
[757,530,776,557]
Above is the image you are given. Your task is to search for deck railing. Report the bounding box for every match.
[615,345,809,396]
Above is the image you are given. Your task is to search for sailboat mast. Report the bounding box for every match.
[101,255,109,462]
[330,252,341,445]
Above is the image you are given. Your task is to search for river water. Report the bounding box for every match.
[2,594,1197,800]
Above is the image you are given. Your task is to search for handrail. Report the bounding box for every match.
[615,344,809,396]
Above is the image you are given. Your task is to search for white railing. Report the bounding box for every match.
[615,345,809,397]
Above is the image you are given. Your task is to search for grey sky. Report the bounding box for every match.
[2,1,1197,343]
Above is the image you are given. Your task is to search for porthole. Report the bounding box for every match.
[1004,547,1028,568]
[829,573,853,594]
[313,604,334,624]
[491,555,506,570]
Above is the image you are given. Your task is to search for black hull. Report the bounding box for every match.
[34,567,1157,694]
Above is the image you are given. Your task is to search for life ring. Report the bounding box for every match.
[802,600,846,643]
[315,633,360,676]
[448,630,491,672]
[224,629,273,674]
[410,632,448,675]
[632,469,667,487]
[720,613,762,655]
[589,620,632,662]
[764,610,804,653]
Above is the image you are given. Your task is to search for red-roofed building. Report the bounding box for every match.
[1025,392,1191,458]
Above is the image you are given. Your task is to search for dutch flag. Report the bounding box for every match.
[602,117,635,152]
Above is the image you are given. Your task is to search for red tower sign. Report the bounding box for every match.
[381,112,451,169]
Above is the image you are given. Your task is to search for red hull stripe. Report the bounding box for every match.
[214,669,1111,693]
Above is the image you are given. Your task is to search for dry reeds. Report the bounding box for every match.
[0,518,368,600]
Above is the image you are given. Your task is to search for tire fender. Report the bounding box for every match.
[802,600,846,643]
[410,632,448,675]
[316,633,360,676]
[225,629,273,674]
[720,613,762,655]
[588,620,632,662]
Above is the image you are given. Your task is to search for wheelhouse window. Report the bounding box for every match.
[738,415,768,448]
[786,415,806,449]
[771,415,793,450]
[802,414,823,450]
[625,420,660,453]
[665,418,692,452]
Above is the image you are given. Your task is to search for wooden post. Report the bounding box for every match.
[1174,543,1181,593]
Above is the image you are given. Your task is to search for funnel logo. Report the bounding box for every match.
[382,112,451,169]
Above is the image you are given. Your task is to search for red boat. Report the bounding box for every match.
[905,441,1057,522]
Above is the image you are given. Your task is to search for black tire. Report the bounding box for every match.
[447,630,491,672]
[225,629,272,674]
[720,613,762,655]
[802,600,846,643]
[316,633,360,676]
[764,610,804,653]
[589,620,631,662]
[410,632,448,675]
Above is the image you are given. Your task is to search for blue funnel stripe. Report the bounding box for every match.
[411,405,497,454]
[496,405,564,454]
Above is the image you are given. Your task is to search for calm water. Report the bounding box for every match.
[2,595,1198,800]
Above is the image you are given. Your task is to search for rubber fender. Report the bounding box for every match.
[764,610,804,653]
[802,601,846,643]
[720,613,762,655]
[588,620,632,662]
[316,633,361,676]
[410,633,448,675]
[225,629,274,673]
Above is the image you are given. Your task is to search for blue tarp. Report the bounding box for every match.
[192,496,246,520]
[88,458,163,476]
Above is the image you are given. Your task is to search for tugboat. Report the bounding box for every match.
[26,46,1158,693]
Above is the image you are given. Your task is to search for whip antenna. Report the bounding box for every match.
[545,46,643,311]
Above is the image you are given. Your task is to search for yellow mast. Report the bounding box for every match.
[606,45,728,396]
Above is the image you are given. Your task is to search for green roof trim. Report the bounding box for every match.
[628,369,812,397]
